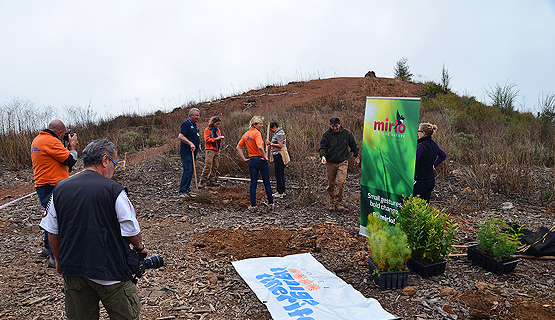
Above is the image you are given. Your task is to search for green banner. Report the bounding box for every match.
[360,97,421,235]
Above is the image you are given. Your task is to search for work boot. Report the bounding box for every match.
[47,257,56,268]
[267,203,275,213]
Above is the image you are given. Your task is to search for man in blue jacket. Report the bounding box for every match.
[319,117,360,212]
[178,108,201,197]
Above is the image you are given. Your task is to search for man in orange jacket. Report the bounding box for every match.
[31,119,78,267]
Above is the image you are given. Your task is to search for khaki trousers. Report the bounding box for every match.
[325,160,348,205]
[200,149,220,183]
[64,276,140,320]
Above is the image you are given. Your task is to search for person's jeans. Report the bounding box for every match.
[179,153,194,193]
[36,186,54,258]
[248,157,273,207]
[273,153,285,194]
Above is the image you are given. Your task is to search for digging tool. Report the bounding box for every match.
[192,150,198,192]
[265,122,270,158]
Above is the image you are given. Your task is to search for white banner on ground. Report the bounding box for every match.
[232,253,398,320]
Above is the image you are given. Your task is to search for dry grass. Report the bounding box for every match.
[1,78,554,207]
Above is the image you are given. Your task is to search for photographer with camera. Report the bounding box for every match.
[31,119,78,267]
[40,139,148,320]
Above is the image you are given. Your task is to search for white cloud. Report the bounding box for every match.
[1,0,554,116]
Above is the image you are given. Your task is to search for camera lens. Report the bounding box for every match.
[144,254,164,269]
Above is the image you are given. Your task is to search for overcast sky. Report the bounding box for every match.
[1,1,554,117]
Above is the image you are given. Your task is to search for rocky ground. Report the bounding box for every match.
[0,144,554,320]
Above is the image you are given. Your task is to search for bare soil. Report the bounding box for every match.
[0,77,554,319]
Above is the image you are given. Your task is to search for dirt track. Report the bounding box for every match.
[1,144,554,320]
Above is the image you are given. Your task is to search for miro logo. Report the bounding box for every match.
[374,110,406,133]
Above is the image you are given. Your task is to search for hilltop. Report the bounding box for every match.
[0,76,554,319]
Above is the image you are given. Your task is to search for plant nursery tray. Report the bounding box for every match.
[408,258,447,278]
[368,258,409,290]
[467,244,520,275]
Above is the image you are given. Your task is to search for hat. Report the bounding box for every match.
[329,117,340,125]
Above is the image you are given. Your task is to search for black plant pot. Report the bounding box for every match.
[408,258,447,278]
[467,244,520,275]
[368,258,409,290]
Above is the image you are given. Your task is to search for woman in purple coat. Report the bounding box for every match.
[414,122,447,202]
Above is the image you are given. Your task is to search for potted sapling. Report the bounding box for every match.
[467,213,522,275]
[394,195,457,277]
[366,213,412,290]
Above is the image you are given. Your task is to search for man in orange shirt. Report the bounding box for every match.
[31,119,78,267]
[236,116,274,212]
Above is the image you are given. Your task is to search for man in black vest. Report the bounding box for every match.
[40,139,148,320]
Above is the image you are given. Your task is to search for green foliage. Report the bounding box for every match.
[394,57,413,81]
[394,196,457,263]
[145,137,168,147]
[387,81,396,86]
[121,141,137,154]
[476,214,522,260]
[366,213,411,272]
[452,132,481,149]
[486,82,519,113]
[120,131,143,154]
[424,82,443,98]
[539,92,555,124]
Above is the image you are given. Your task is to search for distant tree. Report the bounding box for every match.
[485,82,519,113]
[441,64,451,93]
[539,92,555,124]
[394,57,413,81]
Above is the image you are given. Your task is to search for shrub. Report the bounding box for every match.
[366,213,411,272]
[394,58,413,81]
[452,132,481,149]
[538,92,555,124]
[119,131,143,153]
[424,82,443,98]
[477,214,522,260]
[394,196,457,264]
[486,82,519,113]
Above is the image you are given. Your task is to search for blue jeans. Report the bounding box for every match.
[248,157,273,207]
[179,153,194,193]
[273,153,285,194]
[36,186,54,258]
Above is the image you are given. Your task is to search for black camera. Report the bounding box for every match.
[62,129,73,144]
[133,253,164,283]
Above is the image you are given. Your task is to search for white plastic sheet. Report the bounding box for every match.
[232,253,398,320]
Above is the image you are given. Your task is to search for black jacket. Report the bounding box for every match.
[415,136,439,181]
[319,127,359,163]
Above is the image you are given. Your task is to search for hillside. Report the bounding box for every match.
[0,77,554,319]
